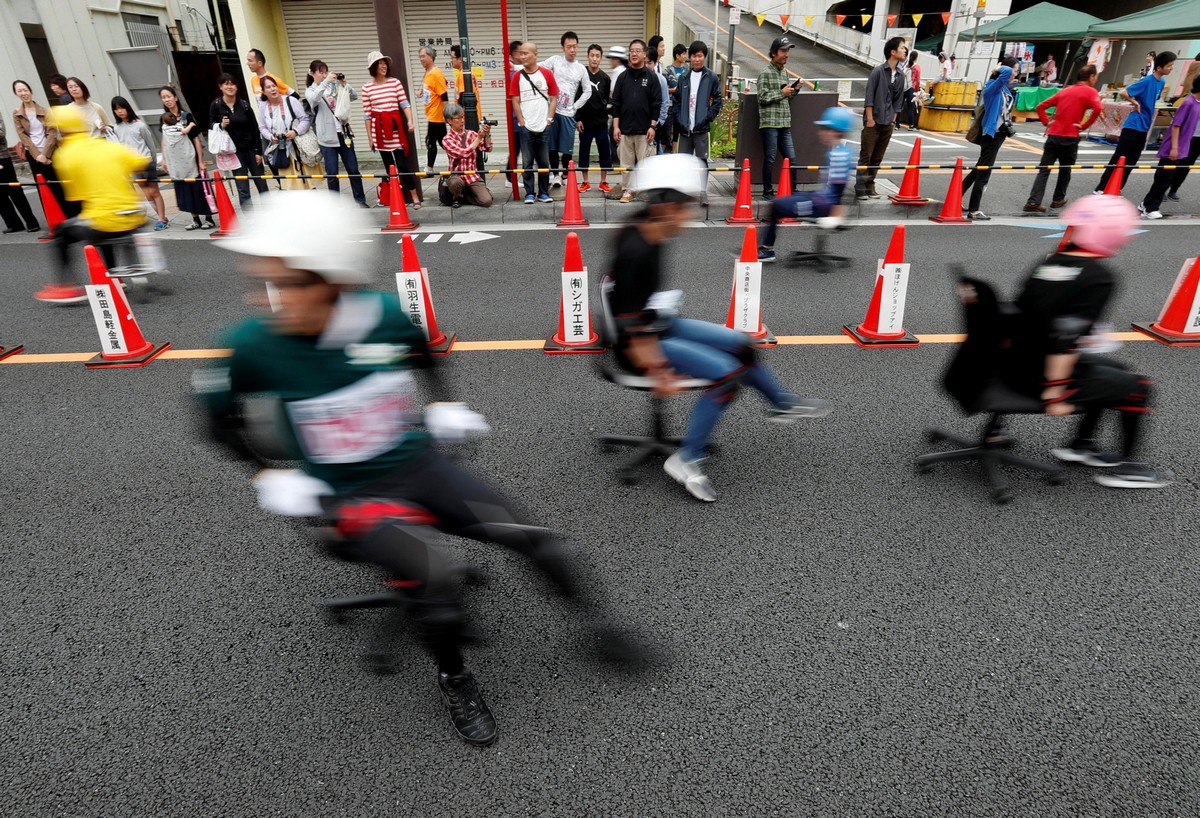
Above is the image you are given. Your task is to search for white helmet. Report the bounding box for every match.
[629,154,707,203]
[218,190,374,285]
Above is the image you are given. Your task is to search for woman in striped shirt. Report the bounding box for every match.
[361,50,419,208]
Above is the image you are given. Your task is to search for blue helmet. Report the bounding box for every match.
[814,106,856,133]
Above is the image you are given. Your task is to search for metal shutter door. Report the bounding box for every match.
[400,0,509,156]
[280,0,376,159]
[523,0,645,62]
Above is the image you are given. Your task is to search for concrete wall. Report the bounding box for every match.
[224,0,296,97]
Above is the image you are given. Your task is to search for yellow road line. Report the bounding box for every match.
[0,332,1157,364]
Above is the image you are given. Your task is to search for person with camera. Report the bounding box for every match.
[305,60,367,208]
[438,103,493,208]
[755,37,800,201]
[210,73,269,209]
[258,75,313,191]
[960,56,1017,221]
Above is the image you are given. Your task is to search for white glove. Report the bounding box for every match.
[424,402,491,443]
[252,469,335,517]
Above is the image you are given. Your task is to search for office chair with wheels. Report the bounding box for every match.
[595,273,712,485]
[787,216,852,273]
[915,275,1065,504]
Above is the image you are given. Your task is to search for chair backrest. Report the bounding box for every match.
[942,275,1009,410]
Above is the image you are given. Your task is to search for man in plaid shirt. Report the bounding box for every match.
[756,37,799,200]
[437,103,493,208]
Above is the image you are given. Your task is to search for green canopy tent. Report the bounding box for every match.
[1087,0,1200,39]
[959,2,1101,41]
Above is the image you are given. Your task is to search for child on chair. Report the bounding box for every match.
[756,106,854,263]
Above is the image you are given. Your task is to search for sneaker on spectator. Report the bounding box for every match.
[537,193,553,203]
[619,192,634,203]
[1166,191,1181,202]
[549,172,562,189]
[1023,202,1046,213]
[1145,209,1163,220]
[524,194,535,204]
[757,246,776,262]
[578,182,591,192]
[1094,462,1174,489]
[34,284,88,304]
[1050,197,1068,208]
[599,181,613,193]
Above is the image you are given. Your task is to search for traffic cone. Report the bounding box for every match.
[889,138,930,205]
[1132,255,1200,345]
[725,158,760,225]
[1103,156,1126,196]
[395,234,454,354]
[0,342,23,361]
[775,158,797,224]
[928,157,971,224]
[557,161,589,227]
[209,171,239,237]
[35,174,66,242]
[843,225,919,347]
[81,245,171,368]
[544,231,605,353]
[725,225,776,347]
[381,165,416,233]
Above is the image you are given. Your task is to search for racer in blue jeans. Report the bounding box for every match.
[607,154,833,502]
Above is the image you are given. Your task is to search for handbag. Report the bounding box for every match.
[965,100,985,144]
[200,170,218,212]
[268,142,291,171]
[286,96,321,166]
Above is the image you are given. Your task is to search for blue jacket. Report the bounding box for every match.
[981,66,1014,137]
[673,67,723,136]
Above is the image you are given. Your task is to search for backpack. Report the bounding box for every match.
[965,99,986,144]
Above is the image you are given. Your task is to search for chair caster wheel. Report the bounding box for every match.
[915,461,932,475]
[619,470,639,485]
[362,652,398,675]
[991,489,1013,505]
[1046,472,1066,486]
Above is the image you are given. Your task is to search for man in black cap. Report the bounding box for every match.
[855,36,908,200]
[756,37,799,200]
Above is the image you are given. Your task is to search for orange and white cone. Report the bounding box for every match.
[775,158,797,224]
[210,171,239,237]
[395,234,454,354]
[889,138,930,205]
[544,231,604,354]
[843,225,919,347]
[928,157,970,224]
[1132,255,1200,346]
[725,158,760,225]
[35,173,66,243]
[725,226,776,347]
[381,165,417,233]
[82,245,171,368]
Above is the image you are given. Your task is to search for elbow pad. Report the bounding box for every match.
[1049,315,1092,354]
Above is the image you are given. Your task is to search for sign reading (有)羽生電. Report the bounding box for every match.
[396,271,430,341]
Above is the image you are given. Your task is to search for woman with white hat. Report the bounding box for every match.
[607,44,629,84]
[360,50,420,208]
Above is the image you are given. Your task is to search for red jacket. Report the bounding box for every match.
[1037,83,1104,138]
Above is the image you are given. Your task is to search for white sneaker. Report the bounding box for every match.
[550,173,562,189]
[1145,209,1163,220]
[1137,202,1147,217]
[664,452,716,502]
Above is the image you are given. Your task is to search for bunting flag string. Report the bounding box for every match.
[835,14,846,25]
[805,15,814,27]
[780,14,790,27]
[755,13,765,25]
[887,14,897,26]
[862,14,871,24]
[913,13,923,25]
[941,12,951,24]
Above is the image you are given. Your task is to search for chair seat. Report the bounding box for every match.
[602,366,712,391]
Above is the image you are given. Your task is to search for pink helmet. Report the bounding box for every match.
[1061,195,1139,257]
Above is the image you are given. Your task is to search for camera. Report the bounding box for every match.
[481,118,499,127]
[335,73,345,81]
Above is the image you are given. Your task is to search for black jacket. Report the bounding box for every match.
[674,66,723,136]
[611,66,662,135]
[579,68,612,130]
[209,96,261,155]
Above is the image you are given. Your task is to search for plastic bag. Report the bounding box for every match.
[334,84,352,122]
[208,124,236,155]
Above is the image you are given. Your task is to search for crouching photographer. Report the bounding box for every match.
[438,104,493,208]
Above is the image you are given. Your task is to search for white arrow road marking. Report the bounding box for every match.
[447,231,500,245]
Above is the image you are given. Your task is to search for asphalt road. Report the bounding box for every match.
[3,219,1199,816]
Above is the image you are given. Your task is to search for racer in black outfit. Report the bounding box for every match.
[195,191,640,747]
[1004,195,1172,488]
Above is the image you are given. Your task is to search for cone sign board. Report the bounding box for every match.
[87,283,130,355]
[731,260,764,334]
[875,262,912,337]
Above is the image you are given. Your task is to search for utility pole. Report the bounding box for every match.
[724,6,739,94]
[964,0,987,79]
[711,0,719,70]
[453,0,479,131]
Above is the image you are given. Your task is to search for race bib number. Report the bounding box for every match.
[558,91,571,109]
[286,371,418,464]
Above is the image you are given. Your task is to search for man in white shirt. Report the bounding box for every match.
[509,42,559,202]
[540,31,591,188]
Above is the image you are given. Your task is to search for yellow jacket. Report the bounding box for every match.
[53,132,150,233]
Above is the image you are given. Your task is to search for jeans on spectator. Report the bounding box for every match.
[320,143,366,204]
[618,133,652,190]
[856,123,894,196]
[520,128,550,196]
[1095,127,1148,192]
[1026,135,1079,206]
[578,127,612,177]
[903,88,918,127]
[1167,135,1200,195]
[760,127,796,196]
[678,130,710,198]
[962,132,1007,213]
[438,177,493,207]
[658,318,793,462]
[232,146,269,206]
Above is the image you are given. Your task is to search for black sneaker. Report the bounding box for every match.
[757,246,777,262]
[438,670,498,746]
[1166,191,1181,202]
[1094,462,1174,489]
[1050,440,1122,468]
[762,191,776,201]
[768,398,833,424]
